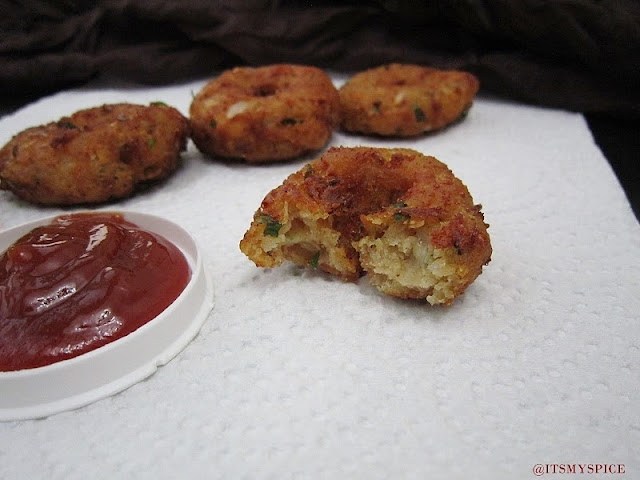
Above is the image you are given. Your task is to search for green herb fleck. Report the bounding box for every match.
[280,117,298,126]
[372,101,381,113]
[57,120,77,130]
[392,201,409,221]
[150,101,168,107]
[147,137,156,149]
[309,251,320,269]
[453,240,463,255]
[258,215,282,237]
[413,105,426,122]
[304,164,314,178]
[209,119,217,129]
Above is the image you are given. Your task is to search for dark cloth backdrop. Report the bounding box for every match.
[2,0,639,117]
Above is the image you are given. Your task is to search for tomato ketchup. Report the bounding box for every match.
[0,213,191,371]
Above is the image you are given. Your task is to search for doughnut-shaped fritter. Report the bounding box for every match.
[189,64,341,163]
[0,103,189,205]
[339,64,479,137]
[240,146,491,305]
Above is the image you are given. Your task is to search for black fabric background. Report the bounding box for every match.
[1,0,638,219]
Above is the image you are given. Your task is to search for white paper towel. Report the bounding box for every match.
[0,75,639,480]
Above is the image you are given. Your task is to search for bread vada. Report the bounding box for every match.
[240,146,491,305]
[0,103,189,205]
[189,64,340,163]
[339,64,479,137]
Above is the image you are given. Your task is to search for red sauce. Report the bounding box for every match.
[0,212,191,372]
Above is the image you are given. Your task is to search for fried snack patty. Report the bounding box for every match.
[339,64,479,137]
[0,103,189,205]
[189,64,340,163]
[240,147,491,305]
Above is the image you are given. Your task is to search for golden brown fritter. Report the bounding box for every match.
[240,147,491,305]
[189,64,341,163]
[0,103,189,205]
[339,64,479,137]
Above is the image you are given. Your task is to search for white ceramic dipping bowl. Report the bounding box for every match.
[0,211,214,421]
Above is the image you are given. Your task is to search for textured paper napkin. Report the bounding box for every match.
[1,75,639,480]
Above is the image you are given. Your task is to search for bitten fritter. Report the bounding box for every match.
[339,64,479,137]
[240,147,491,305]
[189,64,341,163]
[0,103,189,205]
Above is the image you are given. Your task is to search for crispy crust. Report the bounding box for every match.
[0,103,189,205]
[339,64,479,137]
[240,146,491,305]
[189,64,341,163]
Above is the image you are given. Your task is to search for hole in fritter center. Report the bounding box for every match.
[254,84,277,97]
